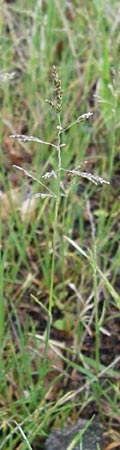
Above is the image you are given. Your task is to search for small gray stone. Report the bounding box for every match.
[46,419,105,450]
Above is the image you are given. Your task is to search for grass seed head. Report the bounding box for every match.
[46,66,63,114]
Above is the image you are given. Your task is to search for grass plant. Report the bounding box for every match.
[0,1,120,449]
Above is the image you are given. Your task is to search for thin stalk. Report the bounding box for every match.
[49,113,62,315]
[44,113,62,360]
[93,243,99,378]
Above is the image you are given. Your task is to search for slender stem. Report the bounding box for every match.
[44,114,62,362]
[93,243,99,378]
[49,114,62,315]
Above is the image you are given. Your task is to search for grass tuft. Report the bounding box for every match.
[1,2,120,449]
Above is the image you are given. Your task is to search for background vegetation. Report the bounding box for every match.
[0,0,120,449]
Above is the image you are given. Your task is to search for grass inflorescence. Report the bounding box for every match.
[0,1,120,449]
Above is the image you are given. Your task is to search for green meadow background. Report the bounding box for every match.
[0,1,120,449]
